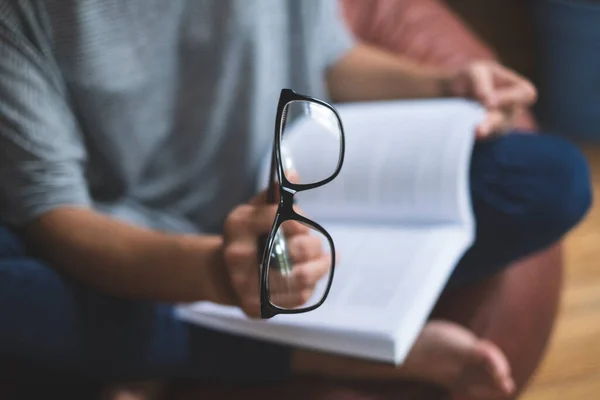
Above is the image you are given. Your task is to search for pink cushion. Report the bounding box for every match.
[342,0,496,68]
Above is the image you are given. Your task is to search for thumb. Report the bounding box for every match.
[470,64,498,108]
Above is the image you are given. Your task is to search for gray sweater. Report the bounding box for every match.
[0,0,354,233]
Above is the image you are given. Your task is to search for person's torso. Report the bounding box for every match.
[36,0,332,232]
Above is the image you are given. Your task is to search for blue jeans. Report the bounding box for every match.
[0,132,592,384]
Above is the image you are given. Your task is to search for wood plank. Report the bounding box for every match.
[521,145,600,399]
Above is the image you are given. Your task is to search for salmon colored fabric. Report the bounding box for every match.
[342,0,495,68]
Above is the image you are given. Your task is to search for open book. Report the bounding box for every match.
[177,98,486,365]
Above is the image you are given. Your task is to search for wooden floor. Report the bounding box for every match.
[521,145,600,400]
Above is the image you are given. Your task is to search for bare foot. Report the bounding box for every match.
[293,320,515,399]
[99,381,167,400]
[400,320,515,399]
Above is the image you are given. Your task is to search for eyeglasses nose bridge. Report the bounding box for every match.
[279,187,296,213]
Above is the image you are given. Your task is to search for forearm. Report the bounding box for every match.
[326,43,452,103]
[22,207,235,304]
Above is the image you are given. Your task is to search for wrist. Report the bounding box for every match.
[396,67,455,99]
[179,234,237,306]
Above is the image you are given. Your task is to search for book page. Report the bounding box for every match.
[269,99,485,227]
[177,220,474,364]
[177,99,481,364]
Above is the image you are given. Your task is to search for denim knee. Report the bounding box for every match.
[452,133,592,287]
[523,134,592,235]
[472,133,593,239]
[0,225,26,258]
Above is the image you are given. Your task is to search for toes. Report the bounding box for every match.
[467,340,515,397]
[397,320,516,399]
[477,340,515,395]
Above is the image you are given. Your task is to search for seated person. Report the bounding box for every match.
[0,1,591,399]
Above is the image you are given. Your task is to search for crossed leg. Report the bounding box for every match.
[0,133,590,400]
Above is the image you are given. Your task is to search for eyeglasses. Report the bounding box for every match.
[259,88,346,319]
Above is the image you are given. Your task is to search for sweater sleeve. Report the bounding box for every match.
[0,4,92,228]
[317,0,356,69]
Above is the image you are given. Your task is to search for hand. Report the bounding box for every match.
[445,60,537,139]
[221,189,331,318]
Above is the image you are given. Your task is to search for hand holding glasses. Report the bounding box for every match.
[258,89,346,319]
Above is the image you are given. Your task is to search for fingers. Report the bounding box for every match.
[476,110,505,139]
[249,186,279,206]
[292,254,332,288]
[490,62,537,97]
[266,232,331,309]
[225,204,308,241]
[268,290,314,310]
[490,62,537,108]
[223,196,327,317]
[469,61,537,107]
[250,168,300,206]
[286,169,300,184]
[469,63,497,108]
[251,208,309,236]
[494,84,537,110]
[267,253,332,308]
[287,234,323,263]
[468,61,537,139]
[269,254,331,291]
[476,107,524,139]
